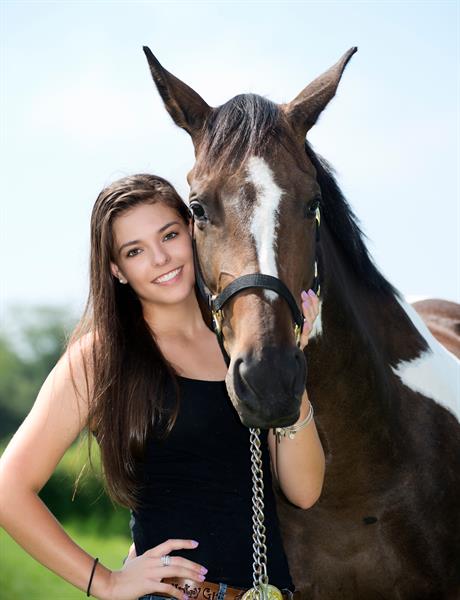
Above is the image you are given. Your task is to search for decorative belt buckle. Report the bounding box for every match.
[241,584,284,600]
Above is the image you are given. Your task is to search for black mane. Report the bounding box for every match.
[305,141,398,297]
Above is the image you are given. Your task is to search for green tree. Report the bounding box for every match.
[0,305,75,438]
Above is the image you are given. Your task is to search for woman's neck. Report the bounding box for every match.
[142,290,209,341]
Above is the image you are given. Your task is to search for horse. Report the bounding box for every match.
[412,299,460,360]
[142,46,460,599]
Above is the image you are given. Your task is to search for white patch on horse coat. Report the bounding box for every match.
[392,296,460,419]
[247,156,283,302]
[309,298,323,339]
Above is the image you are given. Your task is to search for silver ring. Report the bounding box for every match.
[160,554,171,567]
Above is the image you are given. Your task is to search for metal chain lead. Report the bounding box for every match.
[249,427,269,598]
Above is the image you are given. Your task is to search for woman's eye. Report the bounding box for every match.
[163,231,178,241]
[126,248,142,258]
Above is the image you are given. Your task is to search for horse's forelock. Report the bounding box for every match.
[199,94,284,172]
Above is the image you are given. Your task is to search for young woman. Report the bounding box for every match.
[0,174,324,600]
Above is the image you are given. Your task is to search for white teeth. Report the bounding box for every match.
[154,267,181,283]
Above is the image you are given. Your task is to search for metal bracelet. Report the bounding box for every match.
[274,401,314,442]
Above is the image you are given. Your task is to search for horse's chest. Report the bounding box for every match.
[275,496,427,599]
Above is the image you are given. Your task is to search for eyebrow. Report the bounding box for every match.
[118,220,180,254]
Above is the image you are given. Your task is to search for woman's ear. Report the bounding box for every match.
[110,262,127,284]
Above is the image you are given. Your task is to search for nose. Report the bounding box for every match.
[230,345,306,428]
[150,245,170,267]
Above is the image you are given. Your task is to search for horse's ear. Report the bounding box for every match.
[143,46,212,143]
[284,47,357,139]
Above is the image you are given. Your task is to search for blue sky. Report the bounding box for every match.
[1,0,458,321]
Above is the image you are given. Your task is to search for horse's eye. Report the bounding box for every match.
[190,201,207,221]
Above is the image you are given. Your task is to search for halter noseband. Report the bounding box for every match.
[191,209,321,367]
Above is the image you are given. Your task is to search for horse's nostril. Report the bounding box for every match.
[231,356,251,404]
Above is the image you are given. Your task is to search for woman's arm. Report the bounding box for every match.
[267,289,325,509]
[0,338,204,600]
[267,390,325,509]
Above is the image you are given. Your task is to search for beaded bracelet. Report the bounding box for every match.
[274,401,314,443]
[86,557,99,597]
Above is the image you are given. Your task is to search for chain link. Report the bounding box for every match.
[249,428,269,597]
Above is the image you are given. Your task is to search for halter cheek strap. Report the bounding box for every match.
[192,210,321,366]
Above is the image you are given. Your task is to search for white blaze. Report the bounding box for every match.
[392,296,460,419]
[247,156,283,302]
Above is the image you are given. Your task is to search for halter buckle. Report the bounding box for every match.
[212,309,223,335]
[294,323,302,347]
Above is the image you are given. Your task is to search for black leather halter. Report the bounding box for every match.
[191,211,321,367]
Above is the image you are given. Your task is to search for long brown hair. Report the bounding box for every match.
[69,174,211,509]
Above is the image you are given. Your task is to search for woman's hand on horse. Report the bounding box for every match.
[106,538,206,600]
[300,289,320,350]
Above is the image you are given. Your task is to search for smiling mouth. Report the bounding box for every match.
[152,266,183,284]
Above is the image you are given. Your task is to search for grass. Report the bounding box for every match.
[0,521,131,599]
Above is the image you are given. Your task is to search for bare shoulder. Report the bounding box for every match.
[61,331,96,396]
[32,329,98,433]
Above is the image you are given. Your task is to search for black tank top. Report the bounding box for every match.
[130,374,293,590]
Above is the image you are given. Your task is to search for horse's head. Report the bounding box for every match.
[144,47,356,428]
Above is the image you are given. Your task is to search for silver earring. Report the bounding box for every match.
[118,277,127,284]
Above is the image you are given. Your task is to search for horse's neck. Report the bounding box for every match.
[308,226,459,421]
[311,224,419,366]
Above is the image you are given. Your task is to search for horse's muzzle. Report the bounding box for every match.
[229,346,306,429]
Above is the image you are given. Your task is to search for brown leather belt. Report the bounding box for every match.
[164,577,300,600]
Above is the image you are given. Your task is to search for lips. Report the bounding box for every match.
[152,266,183,284]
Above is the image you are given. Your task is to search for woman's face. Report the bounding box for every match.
[110,201,195,306]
